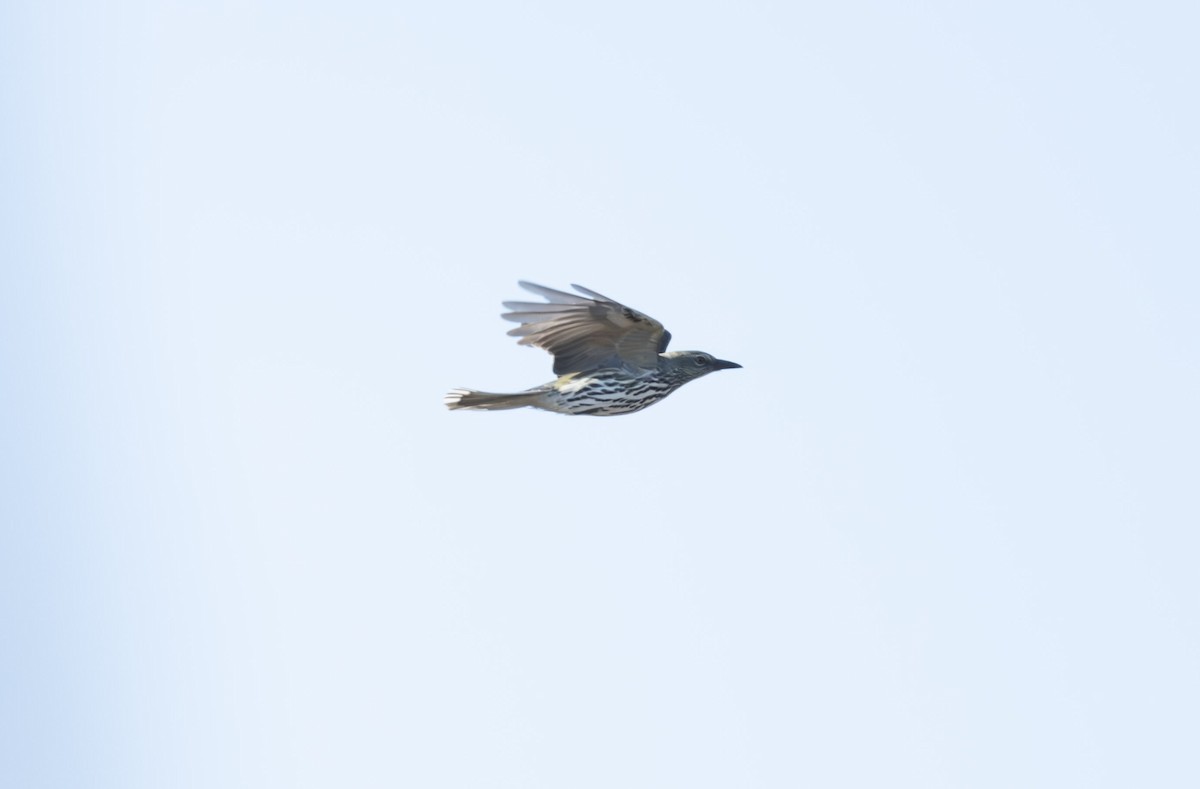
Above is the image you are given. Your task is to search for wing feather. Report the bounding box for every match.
[499,282,671,374]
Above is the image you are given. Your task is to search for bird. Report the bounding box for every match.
[445,281,741,416]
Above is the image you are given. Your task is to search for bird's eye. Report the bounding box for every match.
[695,355,711,366]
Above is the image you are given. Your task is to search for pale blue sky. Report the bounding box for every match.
[3,2,1198,787]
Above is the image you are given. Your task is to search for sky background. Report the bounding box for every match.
[2,2,1198,787]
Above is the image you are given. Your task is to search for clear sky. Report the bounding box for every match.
[2,2,1197,787]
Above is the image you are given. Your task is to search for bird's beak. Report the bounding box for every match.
[713,358,742,370]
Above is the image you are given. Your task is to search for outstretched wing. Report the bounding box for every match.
[501,282,672,374]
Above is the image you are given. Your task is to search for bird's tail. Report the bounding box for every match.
[444,388,543,411]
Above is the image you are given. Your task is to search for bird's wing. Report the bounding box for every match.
[501,282,672,374]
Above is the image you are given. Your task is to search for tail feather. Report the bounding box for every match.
[444,388,542,411]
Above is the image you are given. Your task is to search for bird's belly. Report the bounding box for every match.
[548,372,675,416]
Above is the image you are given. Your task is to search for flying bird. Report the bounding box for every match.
[445,282,740,416]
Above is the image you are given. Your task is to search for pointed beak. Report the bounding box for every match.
[713,358,742,370]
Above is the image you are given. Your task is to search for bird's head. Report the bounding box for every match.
[661,350,742,381]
